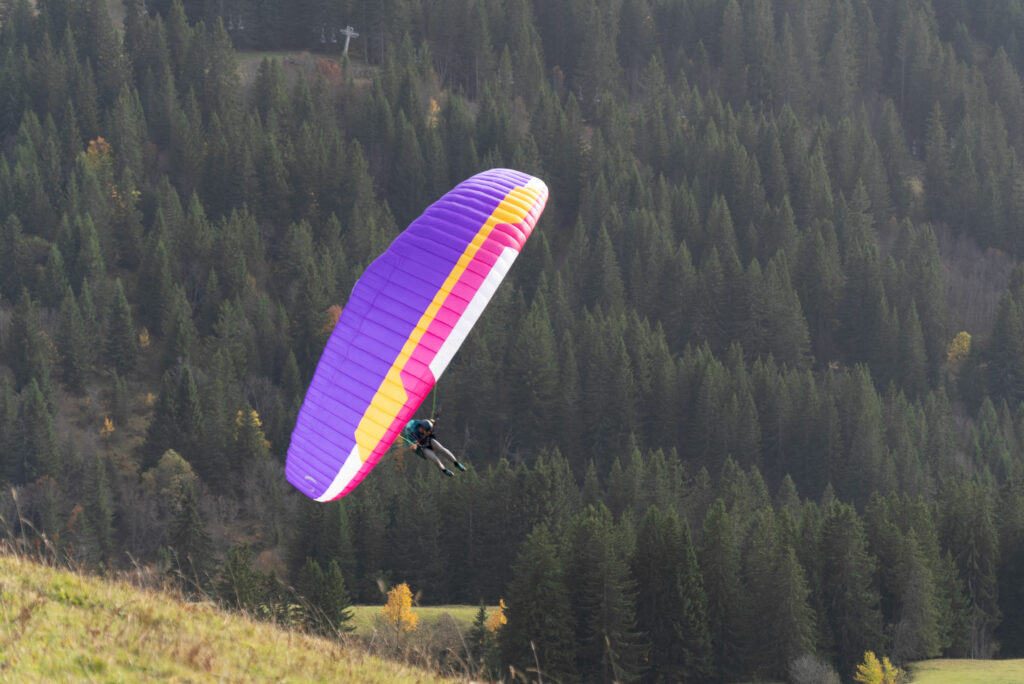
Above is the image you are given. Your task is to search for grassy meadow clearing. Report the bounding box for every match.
[349,603,490,634]
[0,553,456,683]
[907,658,1024,683]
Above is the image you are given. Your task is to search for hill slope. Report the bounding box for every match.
[0,554,453,682]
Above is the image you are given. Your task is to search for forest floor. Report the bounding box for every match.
[0,552,456,682]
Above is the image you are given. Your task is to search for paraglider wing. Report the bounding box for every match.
[286,169,548,501]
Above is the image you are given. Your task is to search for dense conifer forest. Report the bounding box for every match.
[4,0,1024,681]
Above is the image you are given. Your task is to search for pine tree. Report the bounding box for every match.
[500,524,577,682]
[170,480,215,595]
[0,377,16,481]
[232,405,272,473]
[986,292,1024,403]
[633,506,713,683]
[389,110,427,226]
[466,601,499,677]
[296,557,329,633]
[387,478,444,596]
[822,1,858,121]
[42,244,71,308]
[507,287,559,449]
[77,277,101,366]
[924,102,951,221]
[323,559,355,632]
[219,544,264,612]
[772,544,818,670]
[743,509,817,678]
[938,478,1001,658]
[891,530,944,663]
[138,237,173,334]
[143,370,181,470]
[175,365,204,464]
[819,500,884,677]
[105,278,136,375]
[0,215,31,300]
[698,498,745,681]
[836,365,885,506]
[72,214,106,290]
[14,379,60,483]
[164,284,197,367]
[719,0,746,107]
[8,289,54,399]
[84,453,114,564]
[899,301,929,399]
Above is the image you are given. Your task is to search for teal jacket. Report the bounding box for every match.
[401,419,433,448]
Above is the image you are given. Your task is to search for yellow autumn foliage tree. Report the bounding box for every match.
[946,331,971,363]
[381,582,418,647]
[853,651,904,684]
[427,97,441,128]
[486,598,507,632]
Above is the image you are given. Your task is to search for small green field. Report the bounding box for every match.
[350,603,495,634]
[908,658,1024,683]
[0,554,456,682]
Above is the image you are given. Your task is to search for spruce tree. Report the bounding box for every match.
[8,289,52,395]
[924,102,951,221]
[170,480,214,595]
[507,288,559,449]
[57,288,88,393]
[0,215,31,299]
[938,479,1001,657]
[771,544,818,671]
[73,214,106,290]
[387,478,445,598]
[296,557,329,633]
[138,237,173,334]
[699,498,745,682]
[818,500,884,677]
[105,278,136,375]
[566,504,642,684]
[42,244,71,308]
[232,404,272,473]
[322,560,355,634]
[633,506,713,683]
[499,524,577,682]
[85,453,114,565]
[143,370,180,470]
[0,377,15,482]
[14,379,60,484]
[164,284,197,367]
[77,278,101,365]
[986,292,1024,403]
[466,601,497,677]
[175,365,204,465]
[219,544,264,613]
[891,530,944,663]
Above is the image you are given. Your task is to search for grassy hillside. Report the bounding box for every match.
[0,553,456,682]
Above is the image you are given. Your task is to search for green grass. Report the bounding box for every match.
[907,658,1024,683]
[0,553,457,682]
[350,604,494,634]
